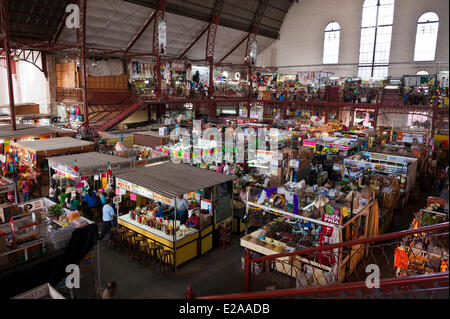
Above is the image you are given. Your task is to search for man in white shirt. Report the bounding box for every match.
[171,195,189,224]
[49,183,57,202]
[223,162,231,175]
[101,197,116,240]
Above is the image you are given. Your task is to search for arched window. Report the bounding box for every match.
[414,12,439,61]
[358,0,395,79]
[323,22,341,64]
[416,70,429,75]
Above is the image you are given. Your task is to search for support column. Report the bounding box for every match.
[1,0,16,131]
[324,105,330,124]
[153,0,167,99]
[208,59,215,119]
[77,0,89,131]
[205,7,222,120]
[156,55,161,99]
[247,65,252,118]
[431,99,438,137]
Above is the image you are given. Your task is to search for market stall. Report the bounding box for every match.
[241,183,379,285]
[133,130,171,149]
[0,125,74,172]
[47,152,133,194]
[0,196,93,270]
[394,198,448,277]
[303,136,364,157]
[115,162,234,270]
[344,152,418,206]
[8,137,95,196]
[0,176,18,221]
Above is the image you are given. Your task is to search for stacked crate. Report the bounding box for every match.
[218,222,232,250]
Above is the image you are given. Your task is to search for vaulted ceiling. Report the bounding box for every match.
[6,0,295,64]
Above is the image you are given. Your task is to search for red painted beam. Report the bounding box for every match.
[177,23,210,60]
[1,0,16,131]
[217,34,249,64]
[123,10,157,55]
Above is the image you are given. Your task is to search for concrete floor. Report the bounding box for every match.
[94,235,245,299]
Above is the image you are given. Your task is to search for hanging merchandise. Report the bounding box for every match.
[249,40,257,66]
[73,159,79,174]
[158,19,167,55]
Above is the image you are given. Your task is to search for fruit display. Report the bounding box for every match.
[47,204,63,218]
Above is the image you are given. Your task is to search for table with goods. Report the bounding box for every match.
[240,181,380,285]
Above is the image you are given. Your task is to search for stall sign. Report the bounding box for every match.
[0,184,14,194]
[0,177,14,193]
[369,153,388,161]
[75,183,84,190]
[19,199,43,212]
[54,169,77,180]
[322,208,341,228]
[303,140,317,147]
[201,199,212,212]
[116,178,132,192]
[184,192,200,201]
[132,185,154,199]
[154,192,174,206]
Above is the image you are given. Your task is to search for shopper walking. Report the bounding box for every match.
[21,180,31,202]
[102,281,118,299]
[98,189,107,205]
[101,197,116,240]
[70,193,81,211]
[84,190,100,220]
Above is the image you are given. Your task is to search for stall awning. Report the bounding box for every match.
[47,152,133,177]
[115,162,234,199]
[11,137,94,153]
[0,125,74,139]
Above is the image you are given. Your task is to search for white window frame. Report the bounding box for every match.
[413,12,439,62]
[323,22,341,64]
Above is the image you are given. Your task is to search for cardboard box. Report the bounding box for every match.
[199,211,212,229]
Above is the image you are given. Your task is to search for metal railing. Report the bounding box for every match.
[192,271,448,299]
[183,223,448,299]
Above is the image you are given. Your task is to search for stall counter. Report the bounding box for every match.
[118,213,213,267]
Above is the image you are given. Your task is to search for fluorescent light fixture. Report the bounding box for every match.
[145,162,165,167]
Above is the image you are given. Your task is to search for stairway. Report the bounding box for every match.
[96,100,147,132]
[76,93,147,135]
